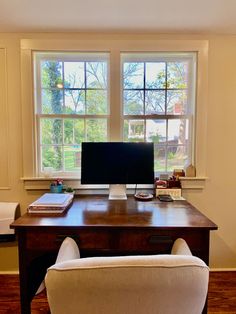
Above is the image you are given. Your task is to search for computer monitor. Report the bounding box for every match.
[81,142,154,200]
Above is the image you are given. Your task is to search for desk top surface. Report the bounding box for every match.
[11,195,217,230]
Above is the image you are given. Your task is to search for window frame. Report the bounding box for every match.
[21,38,208,189]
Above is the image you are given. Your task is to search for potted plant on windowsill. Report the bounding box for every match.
[64,186,75,195]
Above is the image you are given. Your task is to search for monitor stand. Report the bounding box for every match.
[109,184,127,200]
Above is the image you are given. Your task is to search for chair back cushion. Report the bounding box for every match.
[45,254,209,314]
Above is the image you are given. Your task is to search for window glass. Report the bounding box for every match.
[122,53,196,174]
[34,52,109,175]
[34,51,196,177]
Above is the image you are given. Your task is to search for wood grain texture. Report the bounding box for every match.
[11,196,218,229]
[0,271,235,314]
[208,271,236,313]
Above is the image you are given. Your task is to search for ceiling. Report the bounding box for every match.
[1,0,236,34]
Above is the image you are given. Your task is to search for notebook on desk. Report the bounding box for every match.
[28,193,73,213]
[32,193,70,206]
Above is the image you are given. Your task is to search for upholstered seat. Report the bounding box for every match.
[45,237,209,314]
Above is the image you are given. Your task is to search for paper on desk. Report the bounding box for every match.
[0,202,18,234]
[171,196,186,201]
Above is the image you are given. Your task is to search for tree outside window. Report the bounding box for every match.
[34,52,109,175]
[122,53,196,173]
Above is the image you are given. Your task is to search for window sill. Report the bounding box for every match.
[21,177,207,191]
[21,177,82,191]
[179,177,207,189]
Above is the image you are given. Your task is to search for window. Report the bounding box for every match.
[34,52,109,176]
[34,51,196,177]
[25,39,207,185]
[122,53,196,173]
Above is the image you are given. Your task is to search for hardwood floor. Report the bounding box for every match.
[208,271,236,314]
[0,271,235,313]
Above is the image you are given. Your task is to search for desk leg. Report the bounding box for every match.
[18,231,32,314]
[191,231,209,314]
[17,231,57,314]
[18,271,31,314]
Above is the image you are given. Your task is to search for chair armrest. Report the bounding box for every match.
[36,237,80,295]
[55,237,80,264]
[171,238,192,256]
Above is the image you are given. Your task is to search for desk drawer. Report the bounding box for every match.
[26,229,111,250]
[117,229,207,253]
[25,228,208,257]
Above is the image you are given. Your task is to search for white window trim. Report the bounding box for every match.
[22,176,207,191]
[21,38,208,190]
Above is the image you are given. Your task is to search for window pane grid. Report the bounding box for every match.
[39,116,108,173]
[38,59,108,115]
[34,51,195,176]
[122,53,195,174]
[35,52,109,175]
[124,88,188,91]
[123,59,190,116]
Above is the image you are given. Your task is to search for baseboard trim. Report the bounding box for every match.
[0,271,19,275]
[210,268,236,272]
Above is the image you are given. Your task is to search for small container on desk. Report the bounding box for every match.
[50,184,63,193]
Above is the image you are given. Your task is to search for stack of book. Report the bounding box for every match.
[28,193,74,214]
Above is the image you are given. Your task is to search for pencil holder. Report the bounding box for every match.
[50,185,63,193]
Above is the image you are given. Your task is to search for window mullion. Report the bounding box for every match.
[166,119,169,173]
[84,62,87,115]
[62,118,65,172]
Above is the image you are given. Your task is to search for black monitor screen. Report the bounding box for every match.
[81,142,154,185]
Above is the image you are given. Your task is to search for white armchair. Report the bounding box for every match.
[45,237,209,314]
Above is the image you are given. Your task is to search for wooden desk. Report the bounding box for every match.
[11,195,217,314]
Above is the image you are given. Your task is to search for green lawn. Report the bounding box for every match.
[64,146,80,171]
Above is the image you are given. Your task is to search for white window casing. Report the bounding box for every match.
[21,38,208,190]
